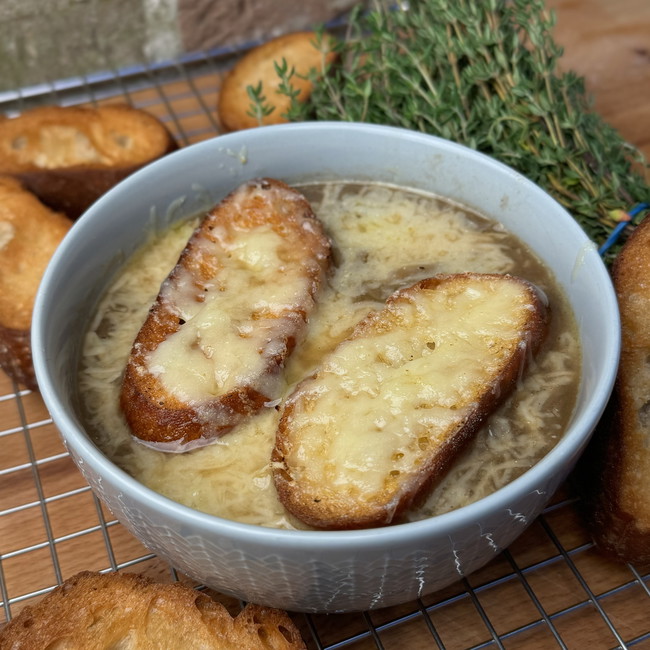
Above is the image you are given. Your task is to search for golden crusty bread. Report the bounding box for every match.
[0,176,72,389]
[218,31,336,131]
[580,215,650,564]
[120,178,331,452]
[0,104,177,218]
[272,273,549,530]
[0,570,306,649]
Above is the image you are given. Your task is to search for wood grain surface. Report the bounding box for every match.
[551,0,650,158]
[0,1,649,647]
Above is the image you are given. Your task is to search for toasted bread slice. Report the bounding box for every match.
[218,31,336,131]
[272,273,549,529]
[0,176,72,389]
[120,178,331,452]
[580,215,650,564]
[0,570,306,649]
[0,104,177,218]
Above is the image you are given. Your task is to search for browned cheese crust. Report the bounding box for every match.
[0,176,72,390]
[581,215,650,564]
[217,31,337,131]
[272,273,550,530]
[0,570,306,650]
[120,178,331,452]
[0,104,177,218]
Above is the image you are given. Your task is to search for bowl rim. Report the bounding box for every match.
[33,120,621,548]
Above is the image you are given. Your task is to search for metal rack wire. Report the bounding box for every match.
[1,42,649,649]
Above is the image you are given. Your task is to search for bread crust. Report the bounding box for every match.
[580,215,650,564]
[218,31,336,131]
[0,570,306,649]
[120,178,331,452]
[0,104,177,218]
[0,326,35,391]
[0,176,72,390]
[272,273,549,530]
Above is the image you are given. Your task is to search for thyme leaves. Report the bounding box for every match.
[274,0,649,261]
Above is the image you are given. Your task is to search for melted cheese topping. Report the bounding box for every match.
[15,126,109,168]
[79,183,581,529]
[283,279,534,503]
[0,221,15,250]
[147,225,306,400]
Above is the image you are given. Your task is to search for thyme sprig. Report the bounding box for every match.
[275,0,649,262]
[245,81,275,123]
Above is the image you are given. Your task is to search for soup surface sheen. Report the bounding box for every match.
[79,182,580,529]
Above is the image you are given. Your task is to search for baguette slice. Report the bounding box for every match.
[580,215,650,564]
[0,571,306,650]
[218,31,336,132]
[120,178,331,452]
[0,104,177,218]
[272,273,549,529]
[0,176,72,390]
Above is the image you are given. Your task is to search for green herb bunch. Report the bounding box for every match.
[266,0,649,262]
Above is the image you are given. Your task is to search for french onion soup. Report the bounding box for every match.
[79,181,580,529]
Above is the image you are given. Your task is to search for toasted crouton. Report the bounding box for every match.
[0,176,72,389]
[581,215,650,564]
[0,104,177,218]
[120,178,331,452]
[0,571,306,649]
[217,31,336,131]
[272,273,549,529]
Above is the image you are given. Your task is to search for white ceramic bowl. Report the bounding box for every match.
[32,122,619,613]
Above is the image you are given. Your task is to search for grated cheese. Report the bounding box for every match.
[78,182,580,529]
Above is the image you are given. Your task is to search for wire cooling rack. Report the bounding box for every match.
[1,39,650,650]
